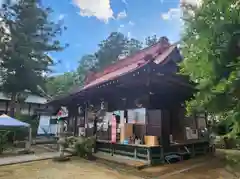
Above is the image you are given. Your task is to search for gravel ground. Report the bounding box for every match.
[0,159,140,179]
[0,156,239,179]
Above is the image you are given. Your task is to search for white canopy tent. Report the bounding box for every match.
[0,114,32,148]
[0,114,30,127]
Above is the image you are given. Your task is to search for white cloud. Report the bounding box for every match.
[117,10,127,20]
[161,8,181,20]
[117,24,125,32]
[161,0,202,21]
[121,0,127,5]
[58,14,66,21]
[73,0,113,23]
[128,21,135,26]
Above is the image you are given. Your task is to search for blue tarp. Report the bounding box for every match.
[0,114,30,127]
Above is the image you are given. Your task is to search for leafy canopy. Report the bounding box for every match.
[0,0,66,95]
[180,0,240,135]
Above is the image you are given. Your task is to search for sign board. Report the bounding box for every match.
[78,127,85,136]
[56,107,68,119]
[111,115,117,143]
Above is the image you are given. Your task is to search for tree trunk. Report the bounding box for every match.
[9,92,17,117]
[16,101,21,116]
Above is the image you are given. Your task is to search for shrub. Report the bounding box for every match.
[74,136,96,158]
[0,131,12,154]
[65,136,78,148]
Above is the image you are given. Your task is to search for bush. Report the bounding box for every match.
[0,131,12,154]
[65,136,78,148]
[74,136,96,158]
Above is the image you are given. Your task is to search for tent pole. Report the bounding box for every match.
[29,127,32,145]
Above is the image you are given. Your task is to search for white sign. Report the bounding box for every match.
[56,107,68,119]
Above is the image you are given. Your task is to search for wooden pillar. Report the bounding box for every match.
[28,103,31,116]
[72,105,78,136]
[84,102,88,137]
[134,147,137,158]
[161,109,170,150]
[145,63,152,138]
[5,101,9,114]
[147,148,151,164]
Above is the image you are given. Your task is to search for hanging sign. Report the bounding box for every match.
[56,107,68,119]
[111,115,117,143]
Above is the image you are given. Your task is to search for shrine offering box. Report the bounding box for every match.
[144,135,159,146]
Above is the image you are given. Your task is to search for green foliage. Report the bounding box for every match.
[180,0,240,135]
[45,72,80,97]
[145,35,159,46]
[65,136,78,148]
[0,0,66,116]
[215,120,234,136]
[74,136,96,158]
[0,131,11,154]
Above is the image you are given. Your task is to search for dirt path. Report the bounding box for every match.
[0,160,140,179]
[0,157,238,179]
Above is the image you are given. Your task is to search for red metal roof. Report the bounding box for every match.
[85,40,170,85]
[83,60,148,89]
[47,43,178,105]
[83,43,177,90]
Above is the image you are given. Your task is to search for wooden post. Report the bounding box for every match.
[134,147,137,158]
[160,146,164,164]
[191,144,195,157]
[84,102,88,137]
[29,127,32,144]
[111,143,114,156]
[147,148,151,164]
[5,101,9,114]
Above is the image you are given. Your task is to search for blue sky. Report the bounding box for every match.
[0,0,185,74]
[40,0,184,74]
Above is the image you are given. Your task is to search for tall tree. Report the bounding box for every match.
[180,0,240,135]
[126,38,143,55]
[77,54,98,83]
[95,32,129,70]
[95,32,143,70]
[0,0,66,116]
[145,35,158,47]
[45,72,79,97]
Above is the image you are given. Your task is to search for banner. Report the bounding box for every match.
[111,115,117,143]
